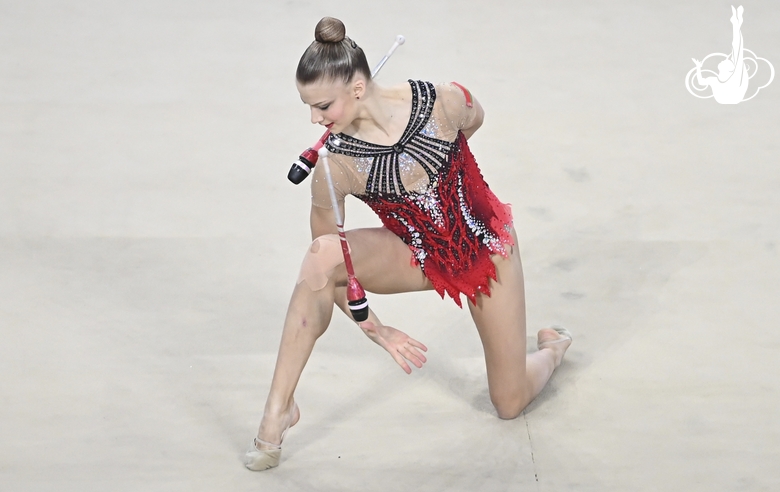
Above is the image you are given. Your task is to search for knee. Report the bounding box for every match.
[296,235,345,291]
[491,393,530,420]
[494,403,523,420]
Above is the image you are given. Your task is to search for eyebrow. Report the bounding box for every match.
[301,98,331,107]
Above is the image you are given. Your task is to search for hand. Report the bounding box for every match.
[692,58,702,67]
[359,321,428,374]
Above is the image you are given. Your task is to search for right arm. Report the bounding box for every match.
[309,158,427,373]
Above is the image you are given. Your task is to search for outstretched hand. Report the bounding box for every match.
[358,321,428,374]
[692,58,703,67]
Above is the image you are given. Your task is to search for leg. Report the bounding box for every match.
[467,235,571,419]
[253,228,430,455]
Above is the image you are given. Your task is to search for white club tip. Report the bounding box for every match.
[396,35,405,45]
[318,146,329,158]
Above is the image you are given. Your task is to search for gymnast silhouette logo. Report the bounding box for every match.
[685,5,774,104]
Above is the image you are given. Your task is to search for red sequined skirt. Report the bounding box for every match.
[357,133,514,307]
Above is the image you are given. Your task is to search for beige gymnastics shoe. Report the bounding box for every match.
[245,403,299,471]
[537,326,573,350]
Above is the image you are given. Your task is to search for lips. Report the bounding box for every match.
[325,123,334,129]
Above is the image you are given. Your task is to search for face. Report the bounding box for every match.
[297,77,363,133]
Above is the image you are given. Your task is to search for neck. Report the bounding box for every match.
[348,83,396,139]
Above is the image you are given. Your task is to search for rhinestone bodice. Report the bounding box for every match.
[325,81,453,196]
[313,80,514,306]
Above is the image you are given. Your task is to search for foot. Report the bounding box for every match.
[537,326,572,368]
[245,402,300,471]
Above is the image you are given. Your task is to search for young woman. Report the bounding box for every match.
[245,16,572,471]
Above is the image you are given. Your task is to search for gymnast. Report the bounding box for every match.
[246,16,572,471]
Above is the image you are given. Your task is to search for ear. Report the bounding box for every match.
[351,76,367,100]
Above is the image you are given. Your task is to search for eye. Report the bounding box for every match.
[318,104,331,111]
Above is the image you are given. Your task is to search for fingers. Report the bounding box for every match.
[407,344,427,365]
[371,324,428,373]
[408,338,428,352]
[404,349,425,368]
[397,342,427,371]
[391,340,427,373]
[391,352,413,374]
[405,339,428,368]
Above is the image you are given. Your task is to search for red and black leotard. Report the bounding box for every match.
[315,80,513,307]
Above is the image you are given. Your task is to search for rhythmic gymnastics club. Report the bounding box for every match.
[287,35,406,185]
[318,146,369,322]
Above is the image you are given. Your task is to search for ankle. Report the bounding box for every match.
[263,398,295,417]
[538,345,564,368]
[258,401,299,439]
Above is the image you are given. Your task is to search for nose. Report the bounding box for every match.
[310,107,323,125]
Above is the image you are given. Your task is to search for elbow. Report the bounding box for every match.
[463,112,484,140]
[474,110,485,132]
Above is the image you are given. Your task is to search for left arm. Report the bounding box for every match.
[461,96,485,140]
[439,82,485,140]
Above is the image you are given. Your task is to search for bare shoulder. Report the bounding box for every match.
[433,81,483,136]
[435,81,469,104]
[385,80,413,103]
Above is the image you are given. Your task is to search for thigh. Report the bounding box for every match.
[467,234,529,399]
[330,228,433,295]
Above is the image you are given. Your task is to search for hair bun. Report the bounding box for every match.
[314,17,346,43]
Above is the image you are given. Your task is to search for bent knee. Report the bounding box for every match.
[494,405,523,420]
[296,235,345,291]
[491,394,529,420]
